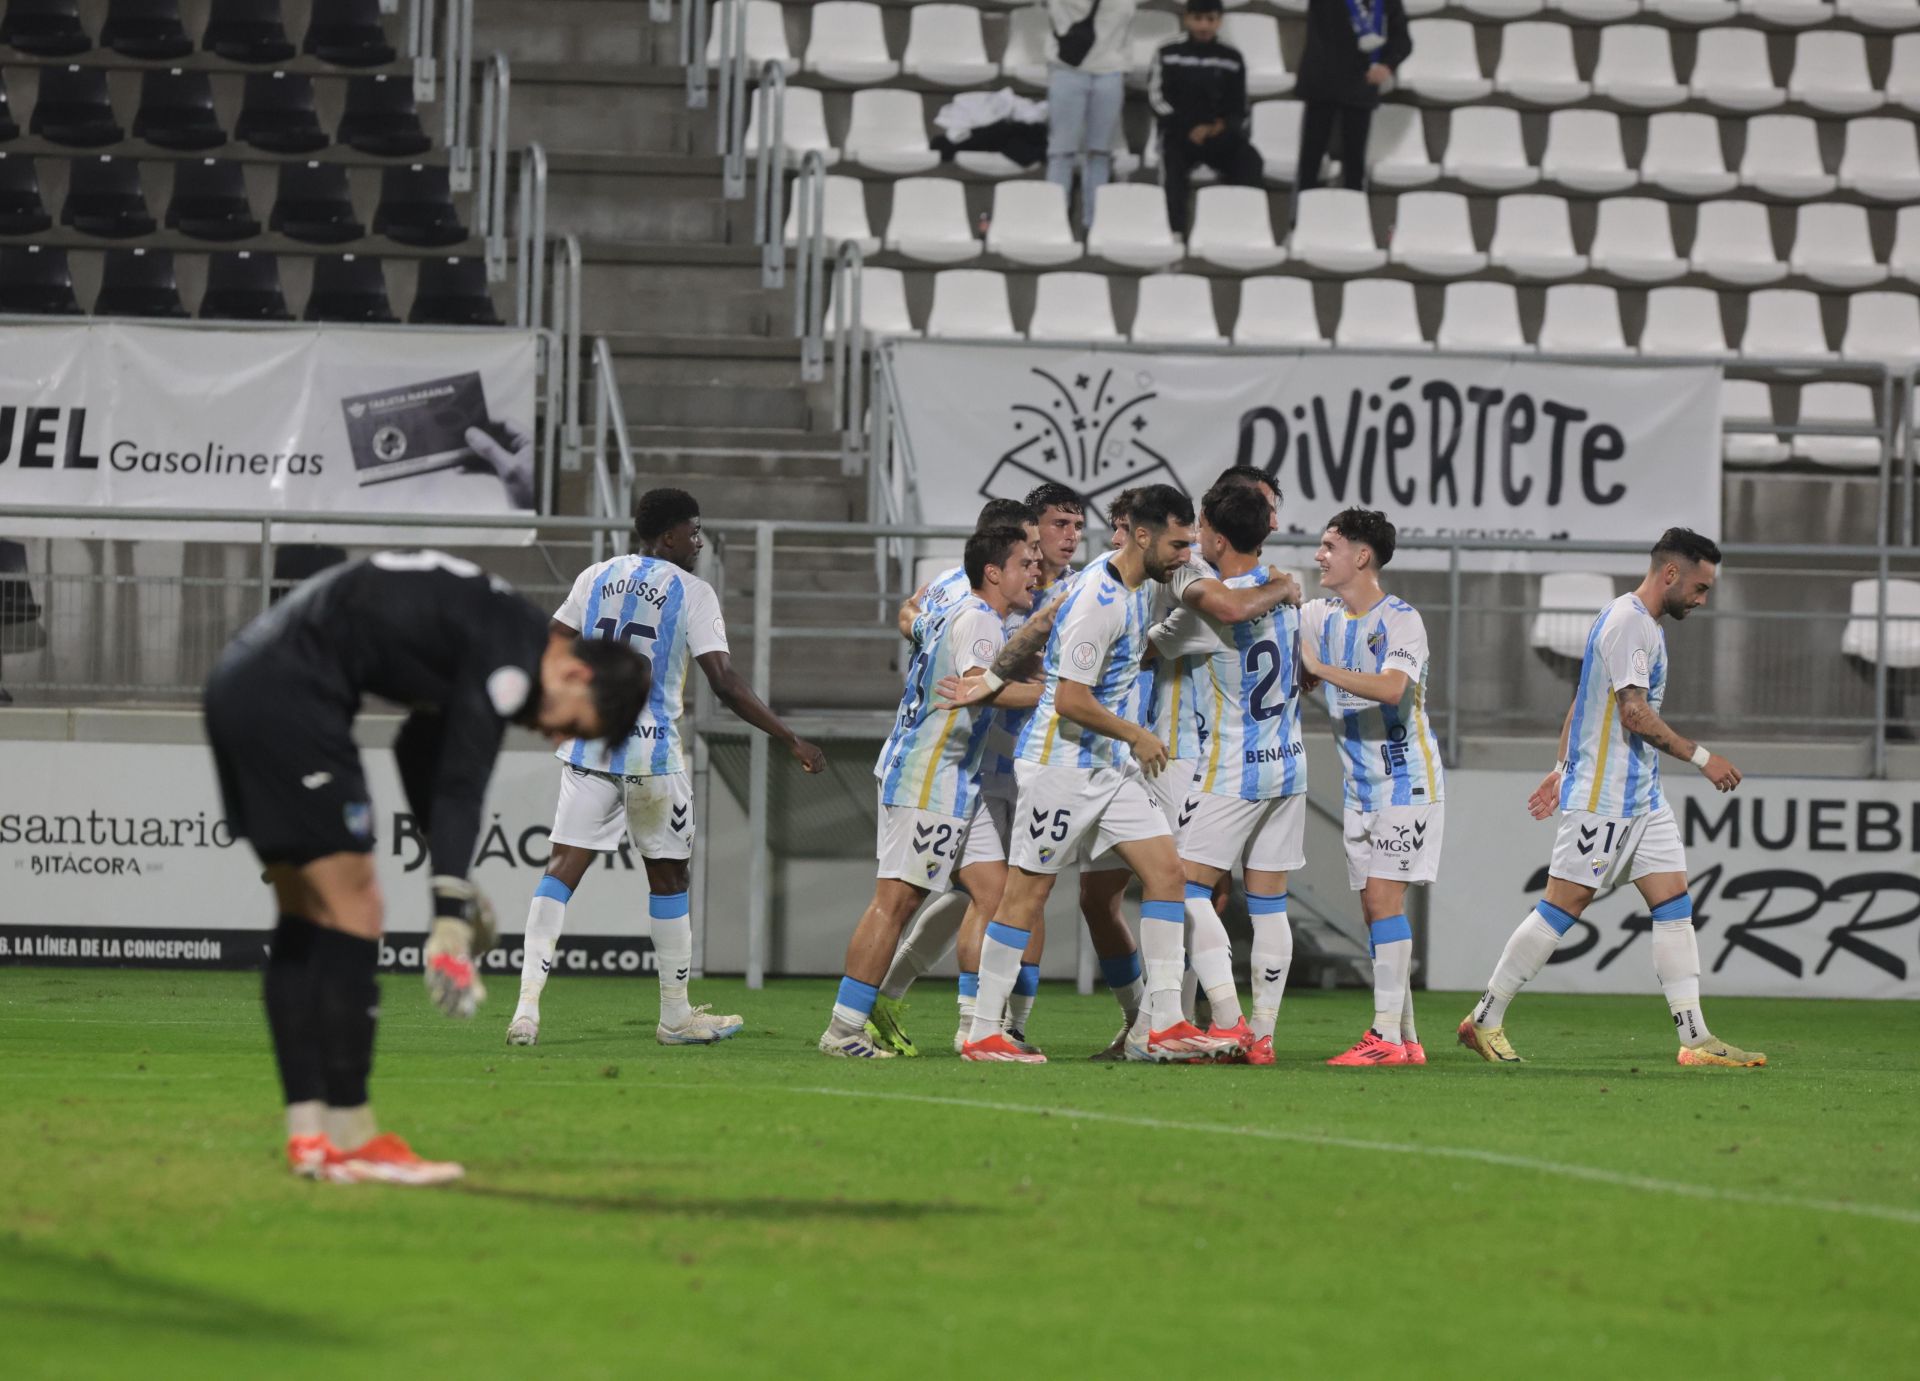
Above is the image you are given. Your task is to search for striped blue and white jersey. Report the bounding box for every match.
[1145,557,1219,761]
[920,563,971,617]
[1301,595,1444,811]
[1560,593,1668,819]
[553,554,728,778]
[875,593,1005,816]
[981,564,1080,797]
[1016,557,1154,771]
[1178,570,1307,801]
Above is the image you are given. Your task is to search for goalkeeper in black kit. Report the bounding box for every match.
[203,550,650,1185]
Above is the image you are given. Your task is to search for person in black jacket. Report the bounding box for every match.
[1148,0,1263,237]
[1295,0,1413,192]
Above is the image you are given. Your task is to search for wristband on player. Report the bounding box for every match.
[980,670,1005,695]
[1553,758,1568,776]
[1690,745,1712,770]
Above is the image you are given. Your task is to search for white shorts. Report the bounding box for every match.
[959,793,1013,870]
[550,765,694,860]
[1179,792,1308,875]
[876,799,968,892]
[1343,803,1444,890]
[1079,756,1199,873]
[1010,759,1171,876]
[1549,804,1686,890]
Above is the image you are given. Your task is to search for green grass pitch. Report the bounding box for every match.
[3,969,1917,1380]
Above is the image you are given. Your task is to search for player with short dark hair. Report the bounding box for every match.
[204,550,650,1184]
[1460,528,1764,1068]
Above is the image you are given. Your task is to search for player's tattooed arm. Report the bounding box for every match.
[943,585,1072,705]
[1617,686,1741,792]
[695,650,828,773]
[939,669,1043,710]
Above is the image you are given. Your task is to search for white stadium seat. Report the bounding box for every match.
[1589,198,1684,281]
[1441,107,1538,189]
[1740,0,1834,24]
[1892,35,1920,110]
[1290,188,1387,272]
[1837,0,1920,28]
[1741,289,1835,361]
[883,178,980,263]
[1541,110,1636,193]
[843,91,938,176]
[1401,0,1447,13]
[986,182,1083,267]
[1789,204,1888,289]
[1026,272,1120,342]
[1251,100,1308,182]
[1841,578,1920,668]
[1794,382,1880,467]
[1690,200,1787,285]
[1739,115,1835,198]
[903,5,997,86]
[1787,32,1883,114]
[1490,194,1587,279]
[1495,24,1590,106]
[1592,26,1686,107]
[1689,29,1784,111]
[1187,186,1287,270]
[745,86,839,167]
[1132,274,1225,344]
[1388,191,1487,276]
[1530,573,1615,659]
[1335,278,1430,350]
[1223,13,1293,98]
[1001,6,1050,88]
[784,174,879,255]
[1841,292,1920,365]
[1537,284,1630,354]
[1552,0,1640,18]
[1127,10,1182,83]
[1463,0,1543,16]
[1721,379,1789,465]
[1233,275,1328,347]
[1838,119,1920,201]
[1368,106,1438,187]
[1398,21,1492,103]
[1647,0,1738,17]
[1891,207,1920,281]
[1086,184,1183,268]
[706,1,794,74]
[804,2,897,84]
[1639,286,1730,356]
[827,265,918,338]
[1436,280,1530,352]
[925,268,1019,339]
[1638,113,1737,196]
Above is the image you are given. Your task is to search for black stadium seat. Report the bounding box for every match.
[0,72,19,143]
[167,157,260,240]
[101,0,192,61]
[410,257,499,326]
[201,249,290,319]
[305,252,393,322]
[303,0,394,68]
[30,66,124,148]
[271,160,362,243]
[373,163,465,247]
[62,155,157,238]
[0,244,81,313]
[203,0,294,65]
[235,71,328,154]
[0,152,51,234]
[95,246,187,317]
[338,74,430,158]
[134,68,226,151]
[1,0,90,58]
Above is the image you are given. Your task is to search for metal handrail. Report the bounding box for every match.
[514,144,548,331]
[681,0,711,108]
[792,152,827,382]
[753,61,787,288]
[408,0,438,104]
[442,0,475,191]
[831,241,866,464]
[476,51,512,281]
[588,337,637,565]
[717,0,751,198]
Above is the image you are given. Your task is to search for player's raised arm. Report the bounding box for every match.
[1180,565,1302,624]
[939,580,1073,707]
[1617,687,1740,792]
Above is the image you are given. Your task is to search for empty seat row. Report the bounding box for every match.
[1,0,397,68]
[0,152,468,246]
[1722,379,1890,467]
[1,65,429,155]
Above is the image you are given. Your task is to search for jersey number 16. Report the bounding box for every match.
[594,616,658,651]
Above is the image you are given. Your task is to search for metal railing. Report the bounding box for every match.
[752,60,788,289]
[406,0,439,104]
[588,337,639,567]
[830,242,868,471]
[790,153,829,383]
[715,0,751,199]
[678,0,712,109]
[440,0,477,192]
[476,51,513,281]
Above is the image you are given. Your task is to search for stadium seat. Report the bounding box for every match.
[1739,0,1834,24]
[705,1,795,74]
[903,6,995,87]
[985,181,1081,266]
[1530,572,1614,660]
[303,0,395,68]
[1536,284,1629,354]
[1125,10,1181,83]
[1540,110,1636,193]
[1793,382,1880,466]
[1838,0,1920,27]
[1440,107,1537,189]
[1131,273,1223,345]
[1841,578,1920,667]
[1026,271,1120,342]
[305,252,395,322]
[236,71,329,154]
[1086,183,1182,268]
[1891,206,1920,281]
[373,163,466,248]
[1893,35,1920,110]
[0,152,50,234]
[0,72,16,142]
[338,74,431,158]
[1789,204,1887,288]
[804,3,896,84]
[1738,115,1835,198]
[1837,119,1920,201]
[1489,194,1585,278]
[1462,0,1543,16]
[200,249,290,319]
[1000,6,1049,87]
[1335,278,1428,350]
[843,90,936,175]
[101,0,190,59]
[94,246,185,317]
[1250,100,1307,181]
[0,244,80,313]
[1400,0,1445,14]
[1646,0,1736,17]
[883,177,979,263]
[1721,378,1790,465]
[1387,190,1485,276]
[1840,291,1920,364]
[62,155,156,238]
[1436,280,1528,352]
[925,268,1018,338]
[409,256,500,326]
[1398,21,1491,102]
[826,264,917,337]
[1186,186,1285,270]
[1637,112,1736,196]
[1689,29,1784,111]
[1592,26,1685,107]
[1,0,88,57]
[1494,24,1589,106]
[1223,12,1291,97]
[1232,274,1326,346]
[133,69,225,151]
[167,157,259,240]
[1740,288,1835,361]
[1290,187,1385,272]
[1368,106,1437,187]
[1589,198,1684,281]
[1787,32,1882,114]
[1639,286,1730,356]
[1551,0,1639,19]
[203,0,296,64]
[744,85,839,168]
[30,65,124,147]
[271,160,364,244]
[1689,200,1785,284]
[783,173,879,255]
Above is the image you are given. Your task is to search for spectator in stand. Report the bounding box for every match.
[1149,0,1261,237]
[1295,0,1412,192]
[1044,0,1139,231]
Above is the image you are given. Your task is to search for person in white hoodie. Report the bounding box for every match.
[1044,0,1138,230]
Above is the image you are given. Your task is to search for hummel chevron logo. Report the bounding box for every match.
[540,959,552,973]
[1178,801,1198,829]
[1576,824,1598,856]
[671,805,690,828]
[1095,586,1117,606]
[1028,808,1049,840]
[913,823,935,849]
[1411,822,1427,847]
[1262,967,1284,983]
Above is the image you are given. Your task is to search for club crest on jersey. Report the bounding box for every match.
[926,859,941,880]
[1037,845,1056,865]
[1366,625,1387,659]
[343,801,373,841]
[1072,641,1099,672]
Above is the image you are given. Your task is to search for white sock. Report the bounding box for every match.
[1138,900,1188,1029]
[1401,984,1419,1046]
[651,892,694,1025]
[514,883,570,1022]
[286,1099,324,1140]
[1368,914,1413,1044]
[1185,889,1242,1027]
[969,922,1027,1043]
[1652,916,1712,1047]
[323,1104,375,1151]
[1473,907,1566,1029]
[1247,895,1292,1040]
[882,890,968,1000]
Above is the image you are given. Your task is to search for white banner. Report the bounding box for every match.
[1429,771,1920,999]
[889,343,1722,571]
[0,742,660,974]
[0,322,539,543]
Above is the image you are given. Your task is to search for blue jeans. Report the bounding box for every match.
[1046,65,1125,229]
